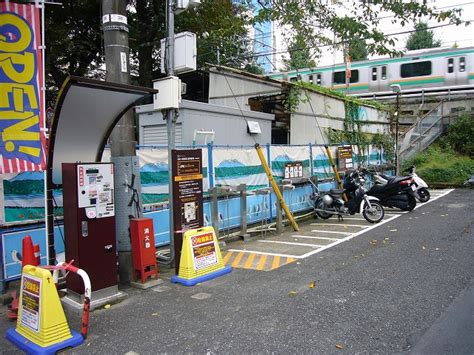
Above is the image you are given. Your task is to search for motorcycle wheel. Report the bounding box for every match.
[362,201,384,223]
[315,199,333,220]
[403,194,417,211]
[417,188,430,202]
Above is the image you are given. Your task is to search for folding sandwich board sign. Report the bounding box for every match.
[6,265,83,354]
[171,226,232,286]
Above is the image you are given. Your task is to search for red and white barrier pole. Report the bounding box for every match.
[43,261,91,339]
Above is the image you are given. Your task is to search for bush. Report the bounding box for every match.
[404,144,474,185]
[445,113,474,157]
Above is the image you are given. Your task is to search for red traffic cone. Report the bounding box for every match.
[33,244,41,265]
[21,235,37,268]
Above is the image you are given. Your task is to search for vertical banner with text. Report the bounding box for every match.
[0,2,46,173]
[171,149,203,272]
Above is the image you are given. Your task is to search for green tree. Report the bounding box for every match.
[44,0,254,92]
[127,0,256,87]
[405,22,442,51]
[348,38,368,61]
[445,113,474,156]
[255,1,462,61]
[283,33,316,70]
[44,1,103,105]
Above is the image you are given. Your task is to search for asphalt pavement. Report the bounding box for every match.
[0,188,473,354]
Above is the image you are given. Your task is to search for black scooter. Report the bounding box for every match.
[366,173,417,211]
[344,170,417,212]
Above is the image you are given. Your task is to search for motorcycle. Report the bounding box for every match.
[372,166,429,203]
[362,169,417,211]
[407,165,430,202]
[309,171,385,223]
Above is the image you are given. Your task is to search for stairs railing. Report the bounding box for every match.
[398,100,446,162]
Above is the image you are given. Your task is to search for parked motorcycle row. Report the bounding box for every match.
[309,166,431,223]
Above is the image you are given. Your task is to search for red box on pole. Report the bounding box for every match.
[130,218,159,283]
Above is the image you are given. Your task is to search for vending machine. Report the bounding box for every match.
[62,163,117,295]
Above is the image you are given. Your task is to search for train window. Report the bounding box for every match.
[333,70,359,84]
[400,61,432,78]
[371,68,377,81]
[459,57,466,72]
[290,77,298,83]
[308,75,313,83]
[448,58,454,73]
[381,66,387,80]
[316,73,322,85]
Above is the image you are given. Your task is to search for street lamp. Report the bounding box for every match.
[390,84,401,175]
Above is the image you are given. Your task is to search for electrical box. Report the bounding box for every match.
[153,76,182,110]
[160,31,197,74]
[130,218,159,283]
[62,163,117,294]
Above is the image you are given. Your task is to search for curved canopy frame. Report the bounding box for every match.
[46,76,157,264]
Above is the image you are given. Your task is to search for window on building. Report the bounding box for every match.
[371,67,377,81]
[447,58,454,73]
[381,66,387,80]
[316,73,322,85]
[459,57,466,72]
[333,70,359,84]
[400,61,432,78]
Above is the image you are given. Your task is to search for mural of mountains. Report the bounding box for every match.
[140,162,169,173]
[217,159,246,168]
[9,172,44,182]
[274,154,293,162]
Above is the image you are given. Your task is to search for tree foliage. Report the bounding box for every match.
[444,113,474,157]
[283,33,316,70]
[255,0,463,64]
[44,1,103,106]
[405,22,442,51]
[42,0,465,101]
[44,0,255,97]
[348,38,368,62]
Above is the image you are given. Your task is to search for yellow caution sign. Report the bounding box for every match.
[171,226,232,286]
[6,265,83,353]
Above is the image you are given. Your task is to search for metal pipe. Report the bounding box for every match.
[324,145,347,201]
[254,144,299,231]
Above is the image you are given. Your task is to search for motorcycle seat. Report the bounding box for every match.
[385,175,412,184]
[330,188,346,195]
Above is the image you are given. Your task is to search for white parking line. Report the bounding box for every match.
[258,240,324,248]
[330,217,368,221]
[226,189,455,266]
[226,249,302,259]
[292,235,341,241]
[311,230,352,235]
[414,189,454,210]
[300,214,401,259]
[311,223,368,228]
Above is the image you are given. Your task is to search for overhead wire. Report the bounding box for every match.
[247,19,473,60]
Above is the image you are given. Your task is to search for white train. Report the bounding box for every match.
[267,47,474,94]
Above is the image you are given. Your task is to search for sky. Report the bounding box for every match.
[270,0,474,70]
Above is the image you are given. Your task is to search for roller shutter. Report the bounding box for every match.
[143,123,182,145]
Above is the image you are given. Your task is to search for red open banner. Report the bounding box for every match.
[0,2,46,173]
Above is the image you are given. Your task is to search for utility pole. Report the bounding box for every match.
[165,0,177,268]
[390,84,401,175]
[102,0,141,283]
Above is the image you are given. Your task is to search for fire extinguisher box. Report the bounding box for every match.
[130,218,159,283]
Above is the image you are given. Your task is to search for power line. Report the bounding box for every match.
[243,1,474,39]
[247,19,472,60]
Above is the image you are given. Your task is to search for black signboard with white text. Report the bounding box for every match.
[171,149,204,272]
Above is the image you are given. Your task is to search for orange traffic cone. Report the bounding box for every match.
[33,244,41,265]
[21,235,37,268]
